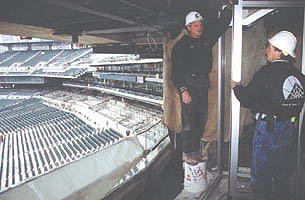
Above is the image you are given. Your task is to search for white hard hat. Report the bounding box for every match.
[185,11,203,26]
[268,31,297,58]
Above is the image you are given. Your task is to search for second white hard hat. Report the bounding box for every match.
[268,31,297,58]
[185,11,203,26]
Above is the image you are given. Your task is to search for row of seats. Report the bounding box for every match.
[22,50,62,66]
[62,68,87,76]
[0,49,91,68]
[0,52,18,66]
[48,49,91,65]
[0,98,123,192]
[1,51,38,67]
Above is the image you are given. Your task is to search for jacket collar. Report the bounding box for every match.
[272,59,289,63]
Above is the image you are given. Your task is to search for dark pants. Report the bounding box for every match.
[180,86,208,153]
[168,130,184,182]
[251,119,293,200]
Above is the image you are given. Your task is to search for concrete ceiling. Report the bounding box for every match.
[0,0,302,55]
[0,0,229,45]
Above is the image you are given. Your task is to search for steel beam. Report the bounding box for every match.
[84,25,161,35]
[119,0,154,14]
[242,9,273,26]
[167,0,172,12]
[242,1,305,8]
[41,0,138,25]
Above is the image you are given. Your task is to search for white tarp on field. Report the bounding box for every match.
[0,136,144,200]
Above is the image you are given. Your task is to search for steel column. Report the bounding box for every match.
[228,2,243,200]
[217,35,226,175]
[200,23,228,200]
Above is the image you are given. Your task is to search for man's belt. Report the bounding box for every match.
[185,73,210,88]
[189,73,208,80]
[256,113,284,132]
[255,113,293,122]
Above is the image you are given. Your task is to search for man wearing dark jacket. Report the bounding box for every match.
[171,6,231,164]
[231,31,305,200]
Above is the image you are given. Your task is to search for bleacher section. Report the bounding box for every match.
[0,49,92,78]
[0,51,38,67]
[0,99,22,107]
[0,52,18,66]
[0,98,123,192]
[62,68,87,76]
[48,49,92,66]
[21,50,62,67]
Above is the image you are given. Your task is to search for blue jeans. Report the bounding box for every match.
[251,119,293,200]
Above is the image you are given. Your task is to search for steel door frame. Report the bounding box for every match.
[229,1,305,199]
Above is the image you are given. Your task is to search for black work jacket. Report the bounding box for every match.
[233,60,305,119]
[171,7,232,93]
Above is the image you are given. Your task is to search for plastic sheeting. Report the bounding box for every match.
[0,136,144,200]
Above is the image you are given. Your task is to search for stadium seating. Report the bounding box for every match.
[0,51,38,67]
[0,49,92,78]
[48,49,92,66]
[0,98,123,192]
[0,52,19,66]
[21,50,62,67]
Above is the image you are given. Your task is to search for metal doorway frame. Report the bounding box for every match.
[229,1,305,199]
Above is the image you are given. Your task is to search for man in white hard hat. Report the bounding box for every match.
[171,4,232,168]
[231,31,305,200]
